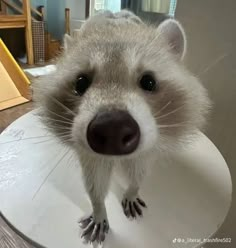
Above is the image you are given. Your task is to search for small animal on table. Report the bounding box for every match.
[35,10,210,244]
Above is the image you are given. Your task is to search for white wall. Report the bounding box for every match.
[176,1,236,246]
[65,0,86,31]
[65,0,86,20]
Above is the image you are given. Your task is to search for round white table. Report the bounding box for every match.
[0,111,232,248]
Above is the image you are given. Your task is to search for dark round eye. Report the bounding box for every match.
[74,75,91,95]
[140,74,158,92]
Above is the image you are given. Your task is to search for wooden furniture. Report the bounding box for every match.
[0,39,31,110]
[65,8,70,35]
[0,0,34,65]
[0,0,6,14]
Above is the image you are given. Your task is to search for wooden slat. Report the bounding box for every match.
[65,8,70,35]
[0,0,36,65]
[1,0,37,21]
[0,14,26,21]
[0,0,7,14]
[0,14,26,28]
[0,21,25,28]
[23,0,34,65]
[18,0,43,18]
[31,6,42,18]
[1,0,22,14]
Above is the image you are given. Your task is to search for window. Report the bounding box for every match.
[91,0,121,15]
[94,0,105,11]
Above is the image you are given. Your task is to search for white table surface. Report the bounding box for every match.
[0,111,232,248]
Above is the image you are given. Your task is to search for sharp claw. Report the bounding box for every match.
[105,224,109,233]
[100,233,105,243]
[122,199,128,209]
[137,198,147,208]
[103,220,109,233]
[125,207,130,218]
[81,221,95,238]
[90,223,100,242]
[123,200,129,217]
[98,224,106,243]
[79,216,93,229]
[79,215,92,223]
[133,201,142,216]
[129,201,136,218]
[122,198,128,209]
[79,216,109,243]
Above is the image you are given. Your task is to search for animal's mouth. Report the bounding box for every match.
[86,109,140,155]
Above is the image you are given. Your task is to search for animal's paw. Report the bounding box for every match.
[122,197,147,219]
[79,215,109,243]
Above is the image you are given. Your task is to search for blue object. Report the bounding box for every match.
[169,0,177,17]
[104,0,121,12]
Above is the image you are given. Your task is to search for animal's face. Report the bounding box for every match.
[35,11,210,159]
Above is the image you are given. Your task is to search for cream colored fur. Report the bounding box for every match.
[34,10,211,242]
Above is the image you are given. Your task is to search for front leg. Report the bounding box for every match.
[79,160,112,243]
[121,158,148,219]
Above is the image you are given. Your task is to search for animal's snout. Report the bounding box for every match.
[87,110,140,155]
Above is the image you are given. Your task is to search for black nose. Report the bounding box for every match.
[87,110,140,155]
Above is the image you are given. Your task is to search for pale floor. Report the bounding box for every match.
[0,102,35,248]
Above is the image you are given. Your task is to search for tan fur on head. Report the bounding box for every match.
[34,10,211,158]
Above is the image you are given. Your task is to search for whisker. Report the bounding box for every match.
[59,140,73,144]
[60,149,76,169]
[46,124,72,130]
[0,135,54,145]
[33,139,54,145]
[33,132,73,143]
[154,101,172,116]
[48,96,76,117]
[155,105,185,120]
[43,117,73,126]
[48,125,72,130]
[47,129,72,136]
[58,138,73,143]
[199,52,228,76]
[33,135,72,144]
[32,148,69,199]
[57,133,73,140]
[158,122,188,128]
[40,107,74,122]
[47,122,72,128]
[58,134,72,139]
[56,130,71,135]
[67,152,76,168]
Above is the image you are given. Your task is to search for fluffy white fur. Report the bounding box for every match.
[34,10,210,243]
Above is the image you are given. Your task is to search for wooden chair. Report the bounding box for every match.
[0,0,34,65]
[0,0,6,14]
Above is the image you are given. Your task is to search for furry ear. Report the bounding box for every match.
[158,19,186,60]
[64,34,74,50]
